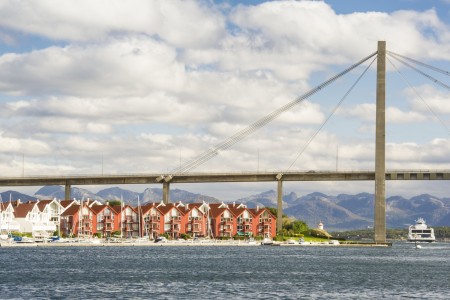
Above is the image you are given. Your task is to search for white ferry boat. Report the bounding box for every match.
[407,218,435,243]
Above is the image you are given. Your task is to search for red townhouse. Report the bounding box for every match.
[60,203,95,237]
[249,207,276,238]
[178,202,207,237]
[141,202,165,239]
[90,205,120,238]
[209,203,236,238]
[112,204,139,238]
[158,203,185,239]
[229,203,254,238]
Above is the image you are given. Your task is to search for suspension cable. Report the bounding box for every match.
[285,56,377,171]
[387,52,450,91]
[387,55,450,135]
[388,51,450,76]
[171,51,378,174]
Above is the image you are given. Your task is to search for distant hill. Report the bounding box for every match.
[96,187,140,204]
[34,186,103,201]
[29,185,220,206]
[0,190,37,202]
[141,188,220,204]
[235,191,450,230]
[2,186,450,230]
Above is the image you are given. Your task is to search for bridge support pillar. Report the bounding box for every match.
[65,183,71,200]
[276,174,283,234]
[374,40,386,243]
[163,182,170,204]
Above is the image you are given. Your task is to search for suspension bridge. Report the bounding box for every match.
[1,41,449,243]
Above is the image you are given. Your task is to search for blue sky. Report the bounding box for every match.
[0,0,450,200]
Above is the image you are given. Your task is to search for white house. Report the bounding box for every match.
[37,199,64,235]
[14,202,56,237]
[0,202,20,237]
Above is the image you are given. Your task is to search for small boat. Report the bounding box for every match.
[408,218,435,243]
[15,237,35,244]
[247,238,257,245]
[261,237,274,245]
[154,236,167,243]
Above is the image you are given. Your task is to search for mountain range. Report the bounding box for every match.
[1,186,449,230]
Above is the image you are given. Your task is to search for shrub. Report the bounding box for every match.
[180,233,191,240]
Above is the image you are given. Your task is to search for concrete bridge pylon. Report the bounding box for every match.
[374,41,386,243]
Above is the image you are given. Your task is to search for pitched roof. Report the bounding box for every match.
[90,204,107,214]
[61,204,80,217]
[10,200,22,207]
[208,203,230,218]
[37,200,52,212]
[0,201,11,211]
[249,207,275,219]
[228,203,248,217]
[60,200,77,209]
[111,205,123,214]
[13,202,37,218]
[140,203,164,215]
[158,203,185,216]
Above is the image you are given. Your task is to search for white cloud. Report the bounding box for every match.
[339,103,428,123]
[0,0,226,48]
[1,1,450,199]
[406,85,450,114]
[0,131,50,155]
[0,38,186,97]
[198,2,450,82]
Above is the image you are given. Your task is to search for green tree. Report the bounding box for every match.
[292,220,308,233]
[107,200,122,206]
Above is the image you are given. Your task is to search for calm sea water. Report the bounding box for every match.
[0,242,449,299]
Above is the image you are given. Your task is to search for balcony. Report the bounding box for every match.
[31,223,57,232]
[168,216,181,224]
[125,216,134,223]
[190,220,202,227]
[219,232,231,238]
[0,222,20,231]
[220,226,232,233]
[147,217,160,224]
[103,216,113,223]
[220,218,233,226]
[191,227,201,233]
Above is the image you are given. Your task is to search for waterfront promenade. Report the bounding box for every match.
[0,239,391,247]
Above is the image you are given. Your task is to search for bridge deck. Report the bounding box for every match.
[0,170,449,186]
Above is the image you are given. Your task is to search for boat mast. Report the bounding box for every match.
[137,195,141,237]
[79,198,83,239]
[120,194,123,239]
